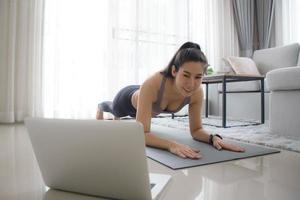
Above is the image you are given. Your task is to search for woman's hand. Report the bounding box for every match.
[168,141,201,159]
[212,136,245,152]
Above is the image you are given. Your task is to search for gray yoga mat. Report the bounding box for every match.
[146,125,280,170]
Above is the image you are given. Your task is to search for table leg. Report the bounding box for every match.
[222,77,226,128]
[261,79,265,124]
[205,83,208,118]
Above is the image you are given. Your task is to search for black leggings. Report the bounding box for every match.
[98,85,140,118]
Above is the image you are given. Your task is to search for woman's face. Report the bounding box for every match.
[172,61,205,97]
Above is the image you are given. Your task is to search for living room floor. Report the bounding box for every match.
[1,123,300,200]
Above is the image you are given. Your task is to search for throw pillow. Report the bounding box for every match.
[220,58,236,74]
[224,56,261,75]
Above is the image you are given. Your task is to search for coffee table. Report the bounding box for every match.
[202,74,265,128]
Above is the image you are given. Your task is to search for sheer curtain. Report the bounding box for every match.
[0,0,44,123]
[275,0,300,45]
[42,0,239,119]
[197,0,239,69]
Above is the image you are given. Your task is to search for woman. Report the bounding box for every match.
[97,42,245,159]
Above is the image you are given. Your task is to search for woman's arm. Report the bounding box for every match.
[188,88,211,142]
[136,75,201,159]
[188,88,245,152]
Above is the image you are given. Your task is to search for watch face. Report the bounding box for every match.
[209,134,214,145]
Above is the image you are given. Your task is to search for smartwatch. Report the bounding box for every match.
[209,134,223,145]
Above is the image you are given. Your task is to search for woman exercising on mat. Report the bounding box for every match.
[97,42,245,159]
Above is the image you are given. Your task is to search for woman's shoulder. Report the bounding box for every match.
[190,87,204,104]
[139,71,164,100]
[142,71,164,88]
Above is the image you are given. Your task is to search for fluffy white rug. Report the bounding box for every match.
[151,116,300,153]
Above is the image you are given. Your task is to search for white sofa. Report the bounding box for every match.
[214,43,300,121]
[266,66,300,137]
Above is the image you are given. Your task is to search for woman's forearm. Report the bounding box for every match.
[191,128,211,143]
[145,131,203,159]
[144,132,174,150]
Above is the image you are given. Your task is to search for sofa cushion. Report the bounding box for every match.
[219,58,236,74]
[224,57,261,75]
[253,43,300,75]
[298,51,300,66]
[218,81,260,92]
[266,66,300,91]
[217,80,269,92]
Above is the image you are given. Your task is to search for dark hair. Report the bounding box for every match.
[161,42,208,78]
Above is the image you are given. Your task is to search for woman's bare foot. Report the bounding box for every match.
[96,109,103,120]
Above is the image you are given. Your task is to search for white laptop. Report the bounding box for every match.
[25,118,171,200]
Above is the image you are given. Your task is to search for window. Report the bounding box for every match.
[43,0,238,118]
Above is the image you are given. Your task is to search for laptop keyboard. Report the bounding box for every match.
[150,183,156,189]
